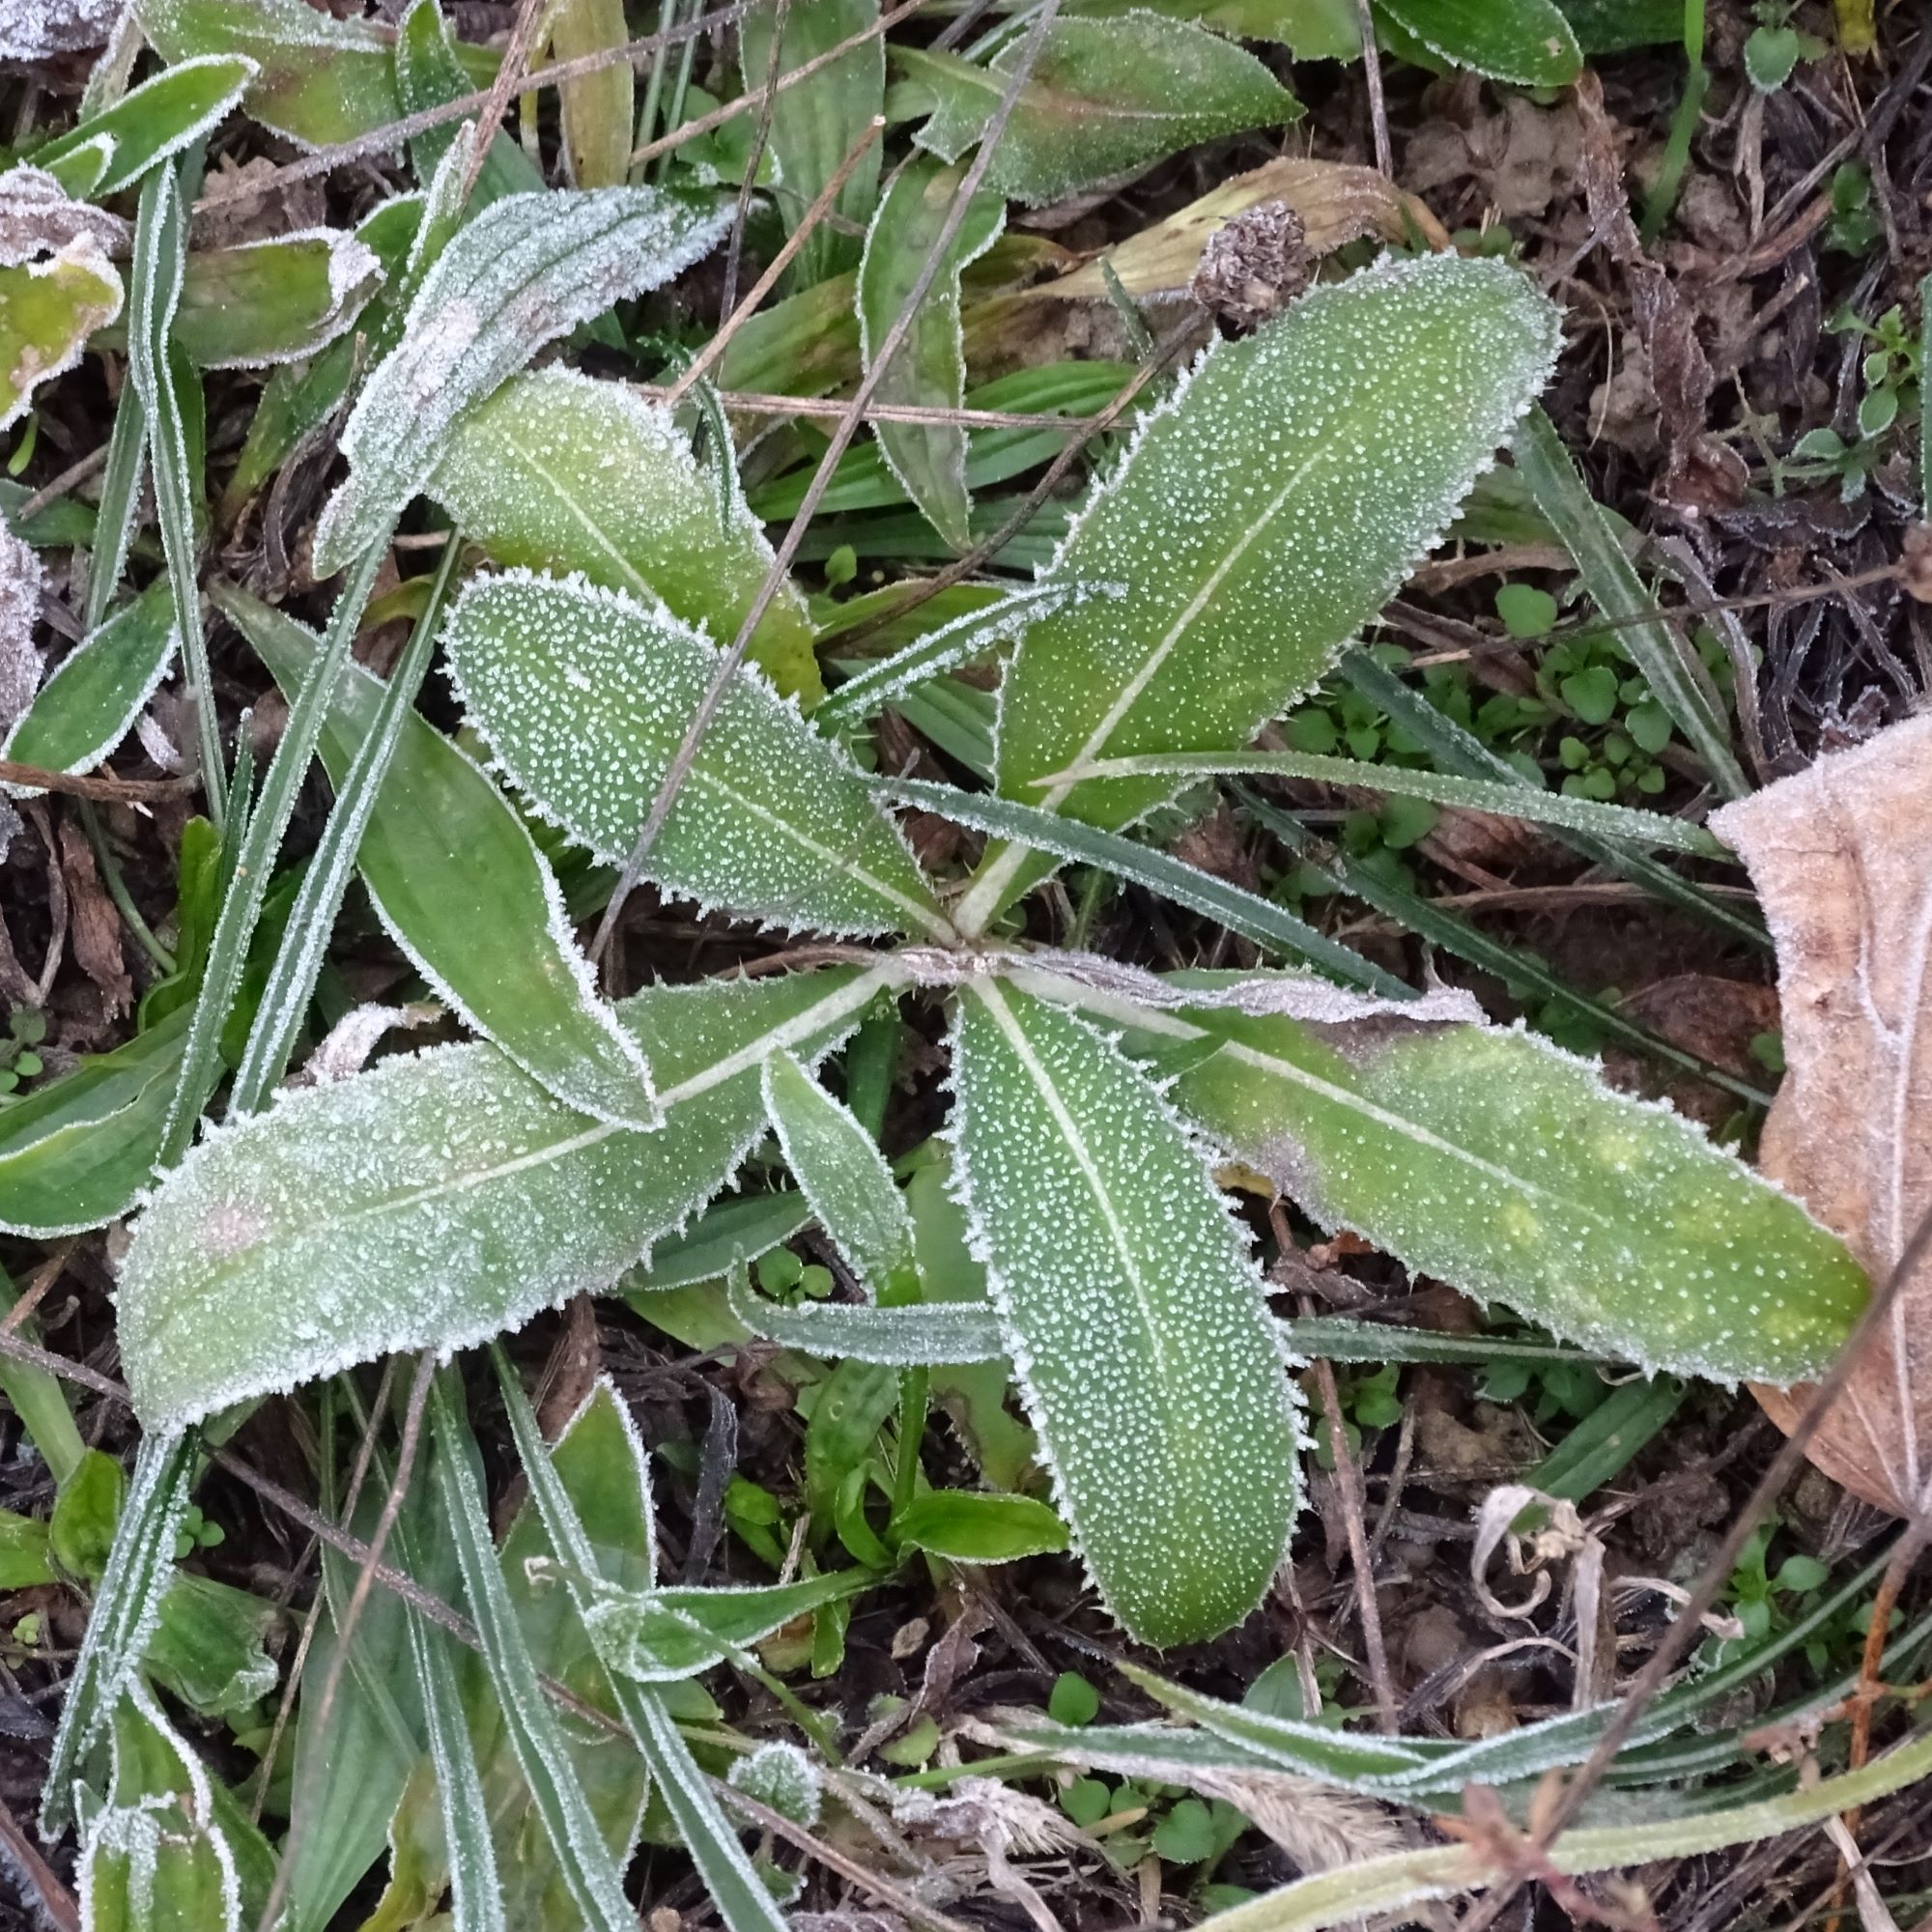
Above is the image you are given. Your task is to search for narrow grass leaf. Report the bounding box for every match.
[549,0,634,186]
[0,1264,87,1485]
[392,0,545,205]
[763,1050,920,1301]
[430,369,820,700]
[1373,0,1582,83]
[1513,406,1747,797]
[1042,749,1729,856]
[0,233,123,433]
[815,581,1110,732]
[882,775,1406,995]
[627,1189,811,1293]
[580,1572,863,1682]
[891,1492,1067,1562]
[429,1379,637,1932]
[1148,975,1867,1384]
[311,187,732,576]
[963,254,1561,931]
[0,1006,185,1236]
[128,161,223,825]
[739,0,884,285]
[82,381,147,634]
[445,571,951,940]
[490,1357,786,1932]
[897,16,1300,206]
[858,155,1006,552]
[1337,648,1767,947]
[41,1428,195,1836]
[120,968,882,1429]
[134,0,407,148]
[2,579,175,795]
[727,1276,1004,1364]
[949,980,1300,1645]
[1279,1316,1612,1368]
[33,52,257,197]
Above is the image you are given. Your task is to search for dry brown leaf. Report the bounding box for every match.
[56,818,130,1020]
[1711,713,1932,1514]
[0,518,45,728]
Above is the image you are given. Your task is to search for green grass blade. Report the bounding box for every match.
[487,1348,791,1932]
[1337,648,1767,948]
[882,775,1408,996]
[128,160,223,825]
[950,980,1300,1645]
[40,1428,195,1836]
[1045,747,1729,856]
[428,1378,638,1932]
[727,1272,1003,1364]
[160,537,388,1157]
[1279,1317,1612,1368]
[82,380,147,634]
[35,52,257,197]
[228,539,468,1115]
[1513,406,1747,797]
[121,968,884,1429]
[0,1264,87,1486]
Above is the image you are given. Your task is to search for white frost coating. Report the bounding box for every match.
[0,232,124,433]
[761,1050,919,1301]
[192,225,384,370]
[0,522,44,730]
[726,1270,1005,1364]
[1,0,122,57]
[443,569,952,941]
[117,969,883,1428]
[728,1742,823,1829]
[947,980,1301,1646]
[1016,953,1484,1026]
[814,578,1121,732]
[0,166,128,267]
[297,1001,441,1086]
[964,253,1562,930]
[312,185,732,573]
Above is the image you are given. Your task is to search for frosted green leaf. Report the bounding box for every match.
[134,0,404,149]
[311,187,731,575]
[1065,0,1360,54]
[739,0,883,286]
[1375,0,1582,84]
[949,980,1299,1646]
[858,155,1006,553]
[224,583,659,1131]
[169,225,383,369]
[430,368,820,701]
[118,968,883,1430]
[726,1275,1004,1365]
[962,254,1562,931]
[728,1742,821,1829]
[762,1050,920,1302]
[897,16,1301,207]
[444,571,952,941]
[2,579,174,795]
[34,53,258,198]
[0,233,123,434]
[580,1572,859,1682]
[1138,973,1868,1385]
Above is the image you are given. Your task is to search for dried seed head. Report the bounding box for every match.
[1189,201,1313,330]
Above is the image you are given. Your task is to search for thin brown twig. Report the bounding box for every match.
[1453,1201,1932,1932]
[591,0,1065,969]
[14,443,110,526]
[664,114,887,408]
[460,0,552,205]
[1352,0,1393,176]
[639,383,1096,429]
[253,1351,440,1932]
[718,0,794,324]
[0,758,196,804]
[0,1791,79,1932]
[0,1240,74,1339]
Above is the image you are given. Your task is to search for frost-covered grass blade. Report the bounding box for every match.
[311,186,731,575]
[949,980,1300,1646]
[445,571,952,940]
[32,53,257,198]
[727,1276,1004,1364]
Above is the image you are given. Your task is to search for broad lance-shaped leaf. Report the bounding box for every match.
[1374,0,1582,85]
[118,967,882,1429]
[2,579,175,795]
[31,52,258,199]
[445,571,952,942]
[430,368,821,701]
[961,253,1561,932]
[762,1050,920,1303]
[312,186,731,575]
[859,155,1006,553]
[1097,970,1867,1386]
[739,0,883,286]
[949,980,1299,1646]
[221,583,656,1130]
[166,226,383,369]
[896,16,1300,208]
[0,234,123,434]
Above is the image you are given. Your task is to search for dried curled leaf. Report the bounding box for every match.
[1713,714,1932,1513]
[0,232,124,434]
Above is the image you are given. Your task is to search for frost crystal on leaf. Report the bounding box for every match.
[443,570,952,942]
[0,519,45,729]
[1,0,124,57]
[311,186,732,574]
[728,1742,823,1829]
